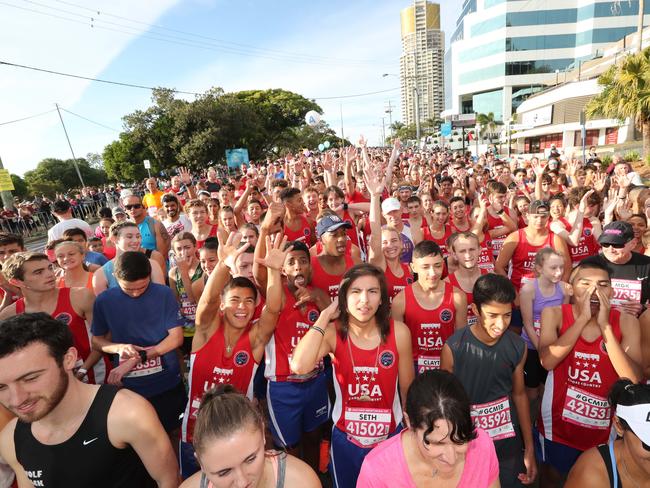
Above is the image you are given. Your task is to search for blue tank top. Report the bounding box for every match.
[521,278,564,349]
[102,261,119,289]
[138,217,157,251]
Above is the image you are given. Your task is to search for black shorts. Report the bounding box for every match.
[524,348,548,388]
[147,381,187,432]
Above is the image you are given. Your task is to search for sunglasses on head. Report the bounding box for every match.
[602,242,625,249]
[124,204,142,210]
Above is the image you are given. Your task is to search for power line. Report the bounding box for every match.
[48,0,387,65]
[3,0,391,68]
[59,108,119,132]
[0,109,56,126]
[0,60,400,101]
[0,60,202,95]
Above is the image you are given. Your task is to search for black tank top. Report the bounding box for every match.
[14,384,156,487]
[597,443,622,488]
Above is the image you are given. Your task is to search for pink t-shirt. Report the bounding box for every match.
[357,428,498,488]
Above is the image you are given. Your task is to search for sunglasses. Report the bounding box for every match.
[602,242,625,249]
[124,204,143,210]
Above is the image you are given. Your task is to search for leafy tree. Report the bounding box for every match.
[10,174,28,198]
[476,112,501,143]
[587,47,650,158]
[23,158,107,194]
[103,131,150,182]
[388,123,416,143]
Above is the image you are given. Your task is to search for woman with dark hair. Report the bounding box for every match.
[290,263,414,488]
[179,385,319,488]
[357,370,500,487]
[566,379,650,488]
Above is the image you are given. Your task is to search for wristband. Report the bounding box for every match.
[138,349,147,364]
[76,368,87,377]
[343,203,349,211]
[310,325,325,336]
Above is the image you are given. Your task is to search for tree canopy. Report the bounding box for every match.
[23,158,107,196]
[103,87,331,181]
[587,47,650,158]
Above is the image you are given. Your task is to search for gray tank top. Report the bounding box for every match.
[199,452,286,488]
[446,327,525,430]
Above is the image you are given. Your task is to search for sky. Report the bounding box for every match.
[0,0,461,177]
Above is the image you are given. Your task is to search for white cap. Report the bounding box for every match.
[616,404,650,446]
[381,197,401,215]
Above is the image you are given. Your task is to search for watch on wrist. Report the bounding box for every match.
[343,203,349,211]
[138,349,147,364]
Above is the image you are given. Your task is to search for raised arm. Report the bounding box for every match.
[290,299,339,375]
[365,166,387,268]
[252,202,285,292]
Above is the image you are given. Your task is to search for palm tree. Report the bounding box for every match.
[586,47,650,158]
[476,112,500,144]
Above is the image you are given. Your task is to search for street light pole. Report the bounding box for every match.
[638,0,645,52]
[475,123,481,158]
[413,84,421,146]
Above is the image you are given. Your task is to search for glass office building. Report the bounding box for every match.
[442,0,650,122]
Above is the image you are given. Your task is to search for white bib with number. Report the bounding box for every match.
[344,407,392,448]
[471,396,516,440]
[562,386,610,429]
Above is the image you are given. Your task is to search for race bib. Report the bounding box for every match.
[478,260,495,273]
[344,407,392,447]
[610,279,642,307]
[471,397,516,440]
[121,348,163,378]
[491,237,505,254]
[533,319,541,337]
[181,300,197,320]
[562,386,610,429]
[417,355,440,374]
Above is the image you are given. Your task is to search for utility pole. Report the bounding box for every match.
[638,0,645,52]
[381,117,386,146]
[55,104,86,188]
[0,155,14,209]
[385,100,394,139]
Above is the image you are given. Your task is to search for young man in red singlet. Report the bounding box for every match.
[0,252,104,384]
[310,215,356,300]
[392,240,466,374]
[485,181,518,261]
[179,232,287,479]
[445,231,487,327]
[254,233,331,471]
[536,261,642,487]
[281,187,315,246]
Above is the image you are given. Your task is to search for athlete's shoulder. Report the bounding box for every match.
[564,446,609,488]
[283,453,320,488]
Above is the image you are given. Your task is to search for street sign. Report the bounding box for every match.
[440,122,452,137]
[0,169,14,191]
[143,159,151,169]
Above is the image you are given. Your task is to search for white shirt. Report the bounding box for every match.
[47,218,93,242]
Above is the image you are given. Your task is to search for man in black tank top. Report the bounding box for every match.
[0,313,179,487]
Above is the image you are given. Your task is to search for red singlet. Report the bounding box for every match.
[510,229,554,291]
[310,255,354,299]
[16,288,108,384]
[403,282,456,373]
[332,320,402,448]
[182,326,258,443]
[538,304,622,451]
[385,263,414,301]
[558,217,600,266]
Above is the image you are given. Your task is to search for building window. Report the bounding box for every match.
[506,9,577,27]
[460,63,505,85]
[505,59,574,76]
[459,39,504,62]
[574,129,599,147]
[525,133,563,152]
[473,89,503,121]
[471,14,506,37]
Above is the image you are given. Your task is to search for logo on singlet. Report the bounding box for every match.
[308,310,319,323]
[54,312,72,326]
[440,309,453,323]
[406,277,414,285]
[304,228,311,236]
[379,351,394,368]
[584,228,592,236]
[82,437,98,446]
[235,351,250,366]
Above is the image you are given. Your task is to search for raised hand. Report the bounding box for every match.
[177,167,193,186]
[363,164,386,196]
[358,135,367,148]
[593,172,607,193]
[255,234,291,271]
[578,189,595,213]
[218,231,247,271]
[261,202,285,233]
[530,159,544,177]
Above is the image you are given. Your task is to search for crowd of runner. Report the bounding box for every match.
[0,139,649,487]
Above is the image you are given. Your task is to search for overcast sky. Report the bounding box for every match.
[0,0,461,177]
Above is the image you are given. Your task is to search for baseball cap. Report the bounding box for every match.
[599,221,634,246]
[616,403,650,447]
[316,214,352,238]
[381,197,402,215]
[528,200,550,215]
[112,206,126,217]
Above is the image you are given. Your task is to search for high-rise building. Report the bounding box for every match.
[400,1,445,128]
[443,0,649,122]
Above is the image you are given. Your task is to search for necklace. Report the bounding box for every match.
[346,332,380,402]
[621,454,642,488]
